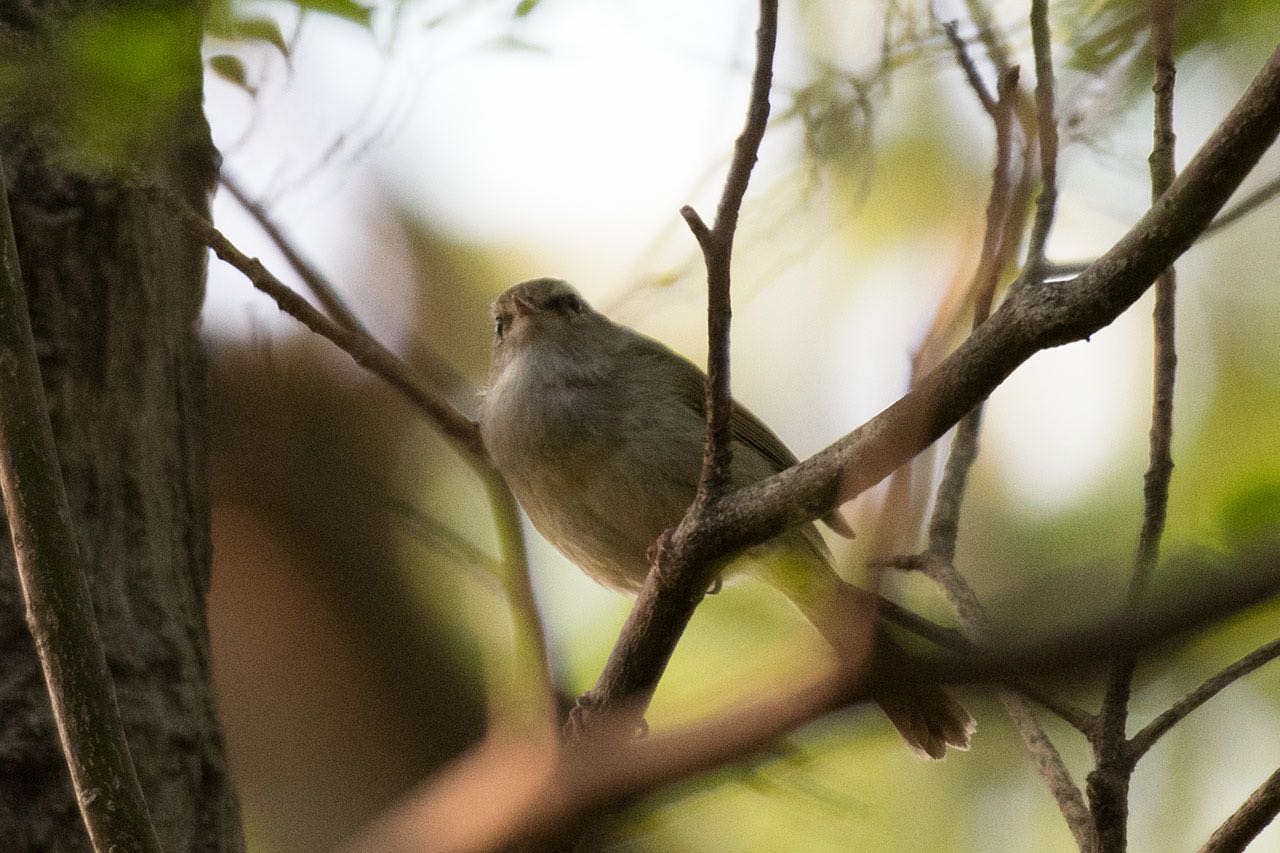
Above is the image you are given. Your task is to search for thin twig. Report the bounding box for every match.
[0,158,161,851]
[1129,636,1280,760]
[1199,172,1280,237]
[220,171,372,338]
[942,20,998,117]
[1199,767,1280,853]
[151,185,484,457]
[682,0,778,497]
[570,0,780,733]
[1025,0,1060,270]
[1040,172,1280,280]
[1091,7,1180,848]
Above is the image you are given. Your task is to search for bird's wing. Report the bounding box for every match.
[657,342,855,539]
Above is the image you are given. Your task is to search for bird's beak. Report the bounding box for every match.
[513,295,537,317]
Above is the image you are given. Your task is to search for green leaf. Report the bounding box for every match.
[297,0,374,29]
[1221,482,1280,545]
[514,0,541,17]
[209,54,255,95]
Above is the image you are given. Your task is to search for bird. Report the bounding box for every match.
[478,277,973,758]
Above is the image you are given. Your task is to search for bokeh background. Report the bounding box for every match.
[196,0,1280,848]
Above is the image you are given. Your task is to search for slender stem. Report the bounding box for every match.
[941,19,998,118]
[0,160,160,851]
[1025,0,1060,269]
[1129,636,1280,760]
[220,171,371,338]
[683,0,778,497]
[150,185,484,458]
[1091,7,1179,849]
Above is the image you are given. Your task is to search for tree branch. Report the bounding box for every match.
[573,39,1280,733]
[1128,636,1280,760]
[1199,767,1280,853]
[0,159,160,850]
[153,185,484,458]
[1092,7,1180,847]
[1025,0,1060,269]
[570,0,780,731]
[685,0,777,497]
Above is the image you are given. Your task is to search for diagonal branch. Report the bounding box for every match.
[1129,637,1280,760]
[154,184,484,458]
[572,40,1280,734]
[1199,767,1280,853]
[152,183,558,721]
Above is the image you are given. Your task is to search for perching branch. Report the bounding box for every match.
[0,160,160,850]
[576,37,1280,741]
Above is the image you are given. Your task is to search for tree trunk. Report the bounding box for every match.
[0,2,242,849]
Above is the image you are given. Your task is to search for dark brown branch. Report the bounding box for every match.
[1025,0,1060,269]
[686,0,777,496]
[570,0,779,732]
[0,161,160,850]
[1129,636,1280,760]
[578,41,1280,731]
[1199,767,1280,853]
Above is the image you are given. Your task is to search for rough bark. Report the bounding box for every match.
[0,1,241,848]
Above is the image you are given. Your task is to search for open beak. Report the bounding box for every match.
[513,295,537,317]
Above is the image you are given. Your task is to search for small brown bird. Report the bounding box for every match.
[478,277,973,758]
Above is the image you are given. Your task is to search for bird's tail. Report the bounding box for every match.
[756,542,974,759]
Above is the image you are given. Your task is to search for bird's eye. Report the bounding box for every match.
[494,314,508,340]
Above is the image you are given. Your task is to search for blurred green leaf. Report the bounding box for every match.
[1221,482,1280,545]
[206,14,289,58]
[209,54,255,94]
[514,0,542,17]
[297,0,375,29]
